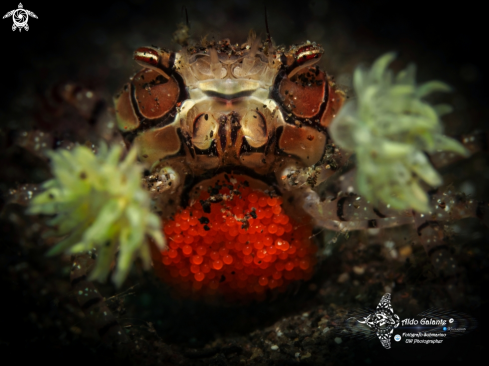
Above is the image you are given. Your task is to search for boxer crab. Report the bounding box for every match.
[19,32,487,340]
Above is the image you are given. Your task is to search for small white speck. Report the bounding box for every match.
[334,337,342,344]
[384,240,395,249]
[367,228,380,235]
[271,345,279,351]
[353,266,365,275]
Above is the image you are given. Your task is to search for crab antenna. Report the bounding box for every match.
[181,5,189,28]
[264,5,275,65]
[264,6,272,45]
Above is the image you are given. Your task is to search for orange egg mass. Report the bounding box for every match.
[154,174,317,301]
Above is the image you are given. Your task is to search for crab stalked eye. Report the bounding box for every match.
[295,44,323,65]
[134,46,174,78]
[134,47,159,66]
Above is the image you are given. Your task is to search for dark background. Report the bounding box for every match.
[2,0,488,118]
[1,0,487,364]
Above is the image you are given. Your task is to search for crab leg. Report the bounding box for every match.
[302,186,488,232]
[302,183,487,305]
[412,211,462,303]
[301,189,415,231]
[70,251,128,344]
[409,187,489,304]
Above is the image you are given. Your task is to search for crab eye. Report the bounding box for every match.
[134,47,159,66]
[134,46,174,78]
[295,44,323,65]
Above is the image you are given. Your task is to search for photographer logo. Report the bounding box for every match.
[3,3,38,31]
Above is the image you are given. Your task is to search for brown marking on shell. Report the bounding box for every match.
[279,124,326,164]
[132,69,179,120]
[278,67,327,119]
[135,125,181,167]
[114,83,139,131]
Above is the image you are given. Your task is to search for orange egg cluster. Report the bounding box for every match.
[156,175,317,300]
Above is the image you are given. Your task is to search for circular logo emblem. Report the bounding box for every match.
[394,334,401,342]
[12,9,28,28]
[449,318,454,323]
[443,326,447,331]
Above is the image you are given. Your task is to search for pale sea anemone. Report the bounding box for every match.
[28,144,165,287]
[329,52,469,212]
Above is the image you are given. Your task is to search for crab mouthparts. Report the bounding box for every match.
[203,90,255,101]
